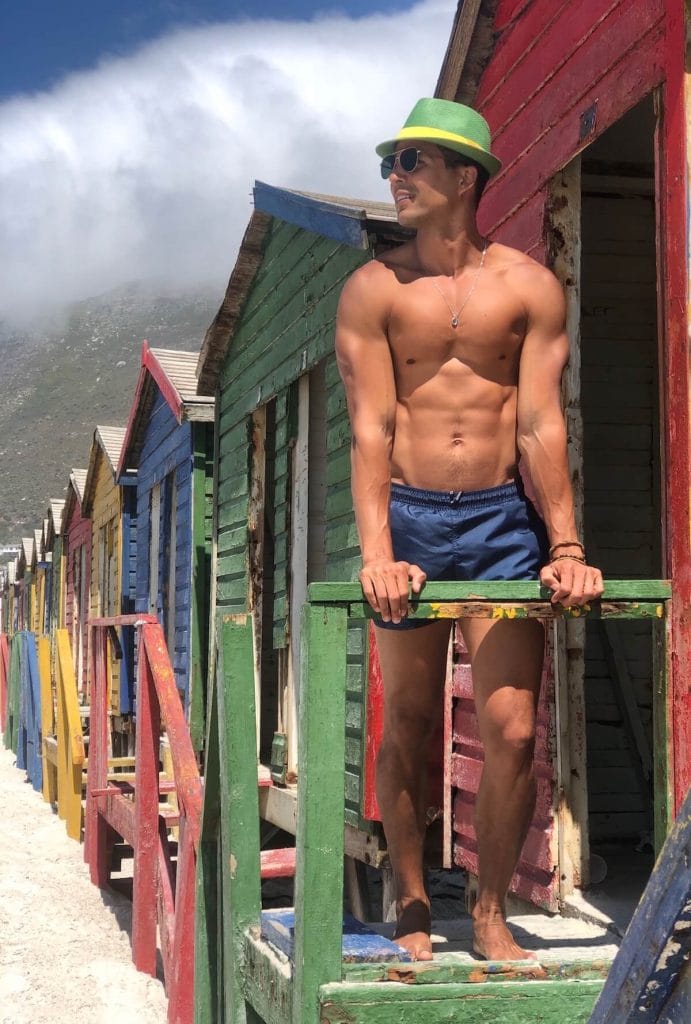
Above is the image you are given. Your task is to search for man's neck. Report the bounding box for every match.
[414,217,485,277]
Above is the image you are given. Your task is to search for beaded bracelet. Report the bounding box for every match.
[550,553,587,565]
[549,540,585,557]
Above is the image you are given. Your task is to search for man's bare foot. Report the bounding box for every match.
[393,897,433,961]
[472,914,537,961]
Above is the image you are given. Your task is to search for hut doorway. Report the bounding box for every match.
[550,94,662,925]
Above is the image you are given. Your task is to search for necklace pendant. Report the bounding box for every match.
[451,315,459,328]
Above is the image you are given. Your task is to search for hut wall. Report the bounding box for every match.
[119,485,137,715]
[89,451,124,714]
[135,390,194,706]
[475,0,664,257]
[216,218,368,824]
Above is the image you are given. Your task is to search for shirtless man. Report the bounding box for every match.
[335,98,604,962]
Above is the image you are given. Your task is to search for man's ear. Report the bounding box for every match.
[458,165,477,197]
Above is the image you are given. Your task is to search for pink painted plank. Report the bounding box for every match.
[132,637,160,978]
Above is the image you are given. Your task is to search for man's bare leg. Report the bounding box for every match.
[375,620,451,961]
[459,617,545,961]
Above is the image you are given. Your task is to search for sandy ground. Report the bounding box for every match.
[0,743,168,1024]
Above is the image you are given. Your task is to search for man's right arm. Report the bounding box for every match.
[335,264,425,622]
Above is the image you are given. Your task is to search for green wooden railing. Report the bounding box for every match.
[197,579,671,1024]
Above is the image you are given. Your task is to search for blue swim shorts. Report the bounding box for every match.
[375,480,549,630]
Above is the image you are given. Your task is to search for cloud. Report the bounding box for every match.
[0,1,454,324]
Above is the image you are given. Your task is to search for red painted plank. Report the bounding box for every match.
[481,21,665,233]
[450,753,554,815]
[659,0,691,814]
[260,847,297,879]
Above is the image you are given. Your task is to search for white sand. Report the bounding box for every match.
[0,743,168,1024]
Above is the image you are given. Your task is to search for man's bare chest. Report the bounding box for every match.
[386,278,526,372]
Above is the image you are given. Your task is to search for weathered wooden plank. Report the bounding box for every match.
[346,601,666,622]
[589,785,691,1023]
[319,978,603,1022]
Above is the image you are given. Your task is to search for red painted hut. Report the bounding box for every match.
[379,0,688,917]
[62,469,91,698]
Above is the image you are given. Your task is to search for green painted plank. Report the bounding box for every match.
[218,615,263,1024]
[307,581,672,603]
[293,602,349,1024]
[319,979,603,1022]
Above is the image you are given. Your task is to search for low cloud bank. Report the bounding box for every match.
[0,1,453,325]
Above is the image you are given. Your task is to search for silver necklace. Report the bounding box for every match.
[430,240,488,328]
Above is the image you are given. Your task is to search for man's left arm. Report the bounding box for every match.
[516,265,604,607]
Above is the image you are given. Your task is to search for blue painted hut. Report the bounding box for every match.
[118,342,214,749]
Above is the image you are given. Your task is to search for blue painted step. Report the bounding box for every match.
[261,909,412,964]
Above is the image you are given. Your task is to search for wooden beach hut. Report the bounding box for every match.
[62,469,91,698]
[118,342,214,749]
[81,425,137,731]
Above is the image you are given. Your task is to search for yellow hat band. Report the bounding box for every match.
[396,126,487,155]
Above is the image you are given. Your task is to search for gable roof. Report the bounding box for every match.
[47,499,66,543]
[118,342,214,476]
[82,425,130,515]
[196,180,407,394]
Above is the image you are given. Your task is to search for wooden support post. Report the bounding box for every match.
[653,615,673,852]
[292,601,348,1024]
[132,630,160,978]
[217,615,262,1024]
[55,630,85,841]
[195,668,221,1024]
[84,626,110,885]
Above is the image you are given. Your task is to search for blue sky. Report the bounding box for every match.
[0,1,453,322]
[0,0,418,99]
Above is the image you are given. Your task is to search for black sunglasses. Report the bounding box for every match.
[379,147,423,179]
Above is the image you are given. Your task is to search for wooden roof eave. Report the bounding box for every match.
[435,0,499,104]
[196,209,272,396]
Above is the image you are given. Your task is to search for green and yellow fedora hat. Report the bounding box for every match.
[376,97,501,178]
